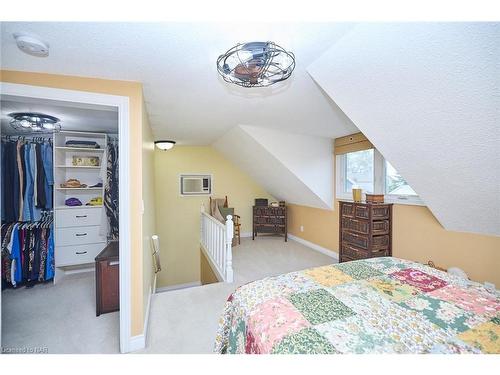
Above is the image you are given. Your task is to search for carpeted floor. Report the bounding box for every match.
[1,236,334,354]
[1,271,119,354]
[141,236,336,353]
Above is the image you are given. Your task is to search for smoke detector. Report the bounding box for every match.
[13,33,49,57]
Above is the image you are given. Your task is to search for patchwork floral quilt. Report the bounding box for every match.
[214,257,500,354]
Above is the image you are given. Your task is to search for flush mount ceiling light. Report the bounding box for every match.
[9,112,61,133]
[217,41,295,88]
[13,33,49,57]
[155,140,176,151]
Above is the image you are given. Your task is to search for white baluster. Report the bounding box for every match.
[225,215,234,282]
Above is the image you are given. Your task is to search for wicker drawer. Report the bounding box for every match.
[372,220,390,235]
[372,235,390,250]
[342,217,370,234]
[341,243,369,260]
[371,205,391,219]
[341,202,355,217]
[342,231,369,250]
[354,205,370,219]
[342,232,390,251]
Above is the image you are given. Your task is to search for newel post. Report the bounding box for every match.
[225,215,234,283]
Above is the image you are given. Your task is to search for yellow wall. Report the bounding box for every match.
[200,248,219,285]
[141,101,157,316]
[289,200,500,286]
[0,70,152,336]
[154,146,274,287]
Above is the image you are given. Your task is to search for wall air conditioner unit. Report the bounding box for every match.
[180,174,212,195]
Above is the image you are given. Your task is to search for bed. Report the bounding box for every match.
[214,257,500,354]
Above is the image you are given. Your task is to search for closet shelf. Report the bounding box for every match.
[55,146,105,152]
[55,187,104,191]
[55,205,103,210]
[56,165,101,169]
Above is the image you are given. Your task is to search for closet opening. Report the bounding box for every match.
[1,92,123,353]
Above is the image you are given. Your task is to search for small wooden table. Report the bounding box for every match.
[95,241,119,316]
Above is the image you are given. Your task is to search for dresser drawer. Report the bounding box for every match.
[342,217,370,234]
[56,226,106,246]
[371,205,391,220]
[342,231,370,250]
[340,202,355,217]
[372,220,390,235]
[56,242,106,266]
[341,243,369,260]
[342,232,390,251]
[56,208,103,228]
[372,235,390,250]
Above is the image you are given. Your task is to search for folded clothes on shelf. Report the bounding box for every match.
[89,182,103,188]
[65,197,83,206]
[65,140,101,149]
[60,178,87,188]
[86,197,103,206]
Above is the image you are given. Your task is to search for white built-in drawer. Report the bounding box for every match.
[55,242,106,267]
[56,225,106,246]
[56,207,103,228]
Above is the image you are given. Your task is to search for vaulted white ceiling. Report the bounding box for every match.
[214,125,333,209]
[308,22,500,236]
[0,22,358,144]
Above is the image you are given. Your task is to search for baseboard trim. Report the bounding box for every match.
[144,284,153,343]
[288,234,339,262]
[128,333,146,352]
[155,281,202,294]
[240,232,253,238]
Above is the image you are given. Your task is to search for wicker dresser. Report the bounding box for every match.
[339,201,393,262]
[252,206,287,241]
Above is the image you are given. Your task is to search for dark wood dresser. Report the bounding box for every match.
[253,206,287,241]
[339,201,393,262]
[95,241,119,316]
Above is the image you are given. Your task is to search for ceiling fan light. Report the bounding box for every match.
[217,41,295,88]
[9,112,61,133]
[20,119,32,128]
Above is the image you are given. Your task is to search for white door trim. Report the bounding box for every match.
[0,82,133,353]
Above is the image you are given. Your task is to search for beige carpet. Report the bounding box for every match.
[141,236,336,353]
[1,236,334,354]
[1,271,119,354]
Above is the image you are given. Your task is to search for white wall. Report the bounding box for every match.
[213,125,334,209]
[308,22,500,236]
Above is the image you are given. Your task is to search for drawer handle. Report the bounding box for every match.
[109,261,119,266]
[75,233,88,237]
[76,251,88,255]
[75,215,88,218]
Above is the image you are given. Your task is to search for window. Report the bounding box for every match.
[384,161,417,196]
[336,149,423,205]
[343,149,374,194]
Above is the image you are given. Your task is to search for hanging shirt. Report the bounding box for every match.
[45,226,55,280]
[9,224,22,285]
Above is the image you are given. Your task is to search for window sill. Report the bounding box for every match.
[336,195,426,207]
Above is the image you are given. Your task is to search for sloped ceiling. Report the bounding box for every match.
[213,125,333,209]
[308,23,500,236]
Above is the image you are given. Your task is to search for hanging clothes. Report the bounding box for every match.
[104,139,119,240]
[1,214,54,288]
[1,137,53,222]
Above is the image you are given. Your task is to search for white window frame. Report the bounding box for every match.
[336,149,424,206]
